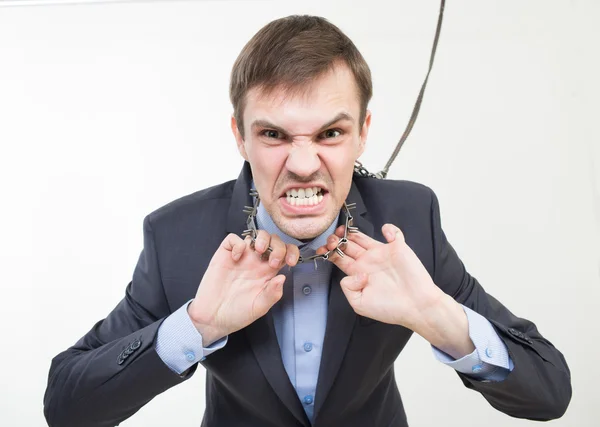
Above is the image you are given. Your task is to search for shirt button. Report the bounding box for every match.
[303,395,314,405]
[485,347,493,358]
[472,364,483,373]
[302,285,312,295]
[185,351,196,362]
[303,342,313,352]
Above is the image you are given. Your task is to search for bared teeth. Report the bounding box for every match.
[284,187,325,203]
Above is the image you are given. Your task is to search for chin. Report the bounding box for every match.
[276,217,332,241]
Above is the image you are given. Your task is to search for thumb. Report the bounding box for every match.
[340,273,368,292]
[339,274,366,312]
[255,274,286,316]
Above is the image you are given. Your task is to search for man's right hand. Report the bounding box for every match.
[187,230,299,346]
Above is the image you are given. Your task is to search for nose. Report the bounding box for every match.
[285,142,321,178]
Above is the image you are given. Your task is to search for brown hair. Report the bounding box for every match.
[229,15,372,139]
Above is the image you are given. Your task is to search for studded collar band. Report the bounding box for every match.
[225,161,378,262]
[242,186,358,269]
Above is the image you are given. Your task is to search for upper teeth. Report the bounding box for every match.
[286,187,322,198]
[285,187,324,206]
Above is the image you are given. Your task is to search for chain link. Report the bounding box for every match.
[353,160,386,180]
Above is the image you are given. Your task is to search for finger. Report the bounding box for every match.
[382,223,405,244]
[339,276,364,312]
[268,234,286,269]
[254,229,271,254]
[231,238,247,262]
[257,274,286,314]
[326,248,358,276]
[316,245,328,256]
[221,233,244,252]
[346,228,383,250]
[324,234,366,259]
[285,243,300,267]
[340,273,368,292]
[334,225,345,238]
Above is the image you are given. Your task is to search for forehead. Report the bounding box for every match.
[243,64,361,131]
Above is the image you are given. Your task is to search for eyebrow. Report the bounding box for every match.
[250,112,354,135]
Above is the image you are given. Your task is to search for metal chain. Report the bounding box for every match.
[355,0,446,180]
[241,190,360,269]
[353,160,384,179]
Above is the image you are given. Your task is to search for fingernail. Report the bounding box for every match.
[256,240,265,251]
[270,258,281,268]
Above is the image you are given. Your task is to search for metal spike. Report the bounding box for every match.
[249,190,259,197]
[313,258,318,270]
[345,202,357,210]
[348,226,359,233]
[335,247,345,258]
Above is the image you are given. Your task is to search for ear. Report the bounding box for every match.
[231,115,248,161]
[358,110,371,158]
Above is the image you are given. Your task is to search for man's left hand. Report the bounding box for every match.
[317,223,474,359]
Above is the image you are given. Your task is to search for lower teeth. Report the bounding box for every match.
[287,193,323,206]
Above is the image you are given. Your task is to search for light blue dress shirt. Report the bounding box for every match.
[156,194,514,423]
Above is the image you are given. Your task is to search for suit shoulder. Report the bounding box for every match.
[145,179,235,228]
[354,175,435,207]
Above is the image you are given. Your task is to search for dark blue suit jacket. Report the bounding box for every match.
[43,161,571,427]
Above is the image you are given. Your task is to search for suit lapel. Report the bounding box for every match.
[313,179,375,418]
[227,162,311,427]
[245,312,311,426]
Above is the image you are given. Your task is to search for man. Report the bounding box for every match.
[43,15,571,427]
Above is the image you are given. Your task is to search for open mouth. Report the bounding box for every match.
[283,186,327,207]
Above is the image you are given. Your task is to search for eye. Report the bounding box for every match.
[319,129,342,140]
[260,129,284,139]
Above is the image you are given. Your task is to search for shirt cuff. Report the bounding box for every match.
[155,299,228,375]
[432,305,514,381]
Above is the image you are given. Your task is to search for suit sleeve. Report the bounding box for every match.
[43,216,197,427]
[429,188,572,420]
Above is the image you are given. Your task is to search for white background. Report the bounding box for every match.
[0,0,598,426]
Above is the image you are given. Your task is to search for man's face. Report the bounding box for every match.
[231,63,371,240]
